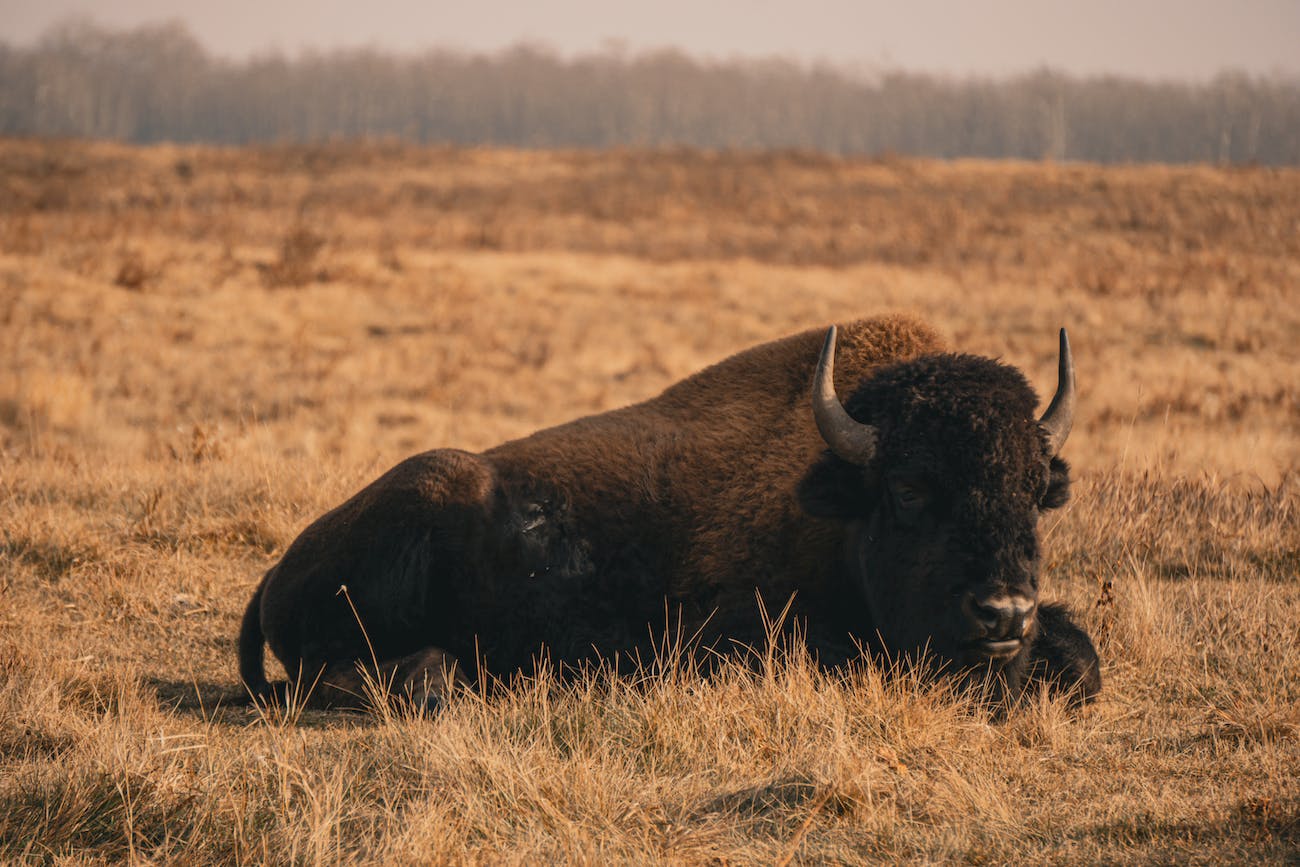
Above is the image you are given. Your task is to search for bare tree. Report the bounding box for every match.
[1,19,1297,164]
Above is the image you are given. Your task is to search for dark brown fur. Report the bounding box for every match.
[239,316,1099,710]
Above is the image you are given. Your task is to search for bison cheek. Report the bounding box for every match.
[854,529,967,664]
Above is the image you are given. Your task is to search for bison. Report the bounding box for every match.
[238,315,1100,710]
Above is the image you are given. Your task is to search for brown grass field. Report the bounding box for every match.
[1,139,1298,863]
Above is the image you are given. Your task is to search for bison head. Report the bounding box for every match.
[798,327,1074,673]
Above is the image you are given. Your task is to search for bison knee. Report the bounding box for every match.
[1026,602,1102,705]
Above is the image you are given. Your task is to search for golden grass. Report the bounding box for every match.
[1,139,1297,863]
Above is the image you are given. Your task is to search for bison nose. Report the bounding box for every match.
[963,592,1036,641]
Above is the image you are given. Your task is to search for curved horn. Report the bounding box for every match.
[812,326,878,465]
[1039,328,1075,456]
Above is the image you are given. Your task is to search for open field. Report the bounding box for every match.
[1,139,1298,863]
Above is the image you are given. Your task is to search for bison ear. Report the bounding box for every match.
[798,453,875,519]
[1041,457,1072,511]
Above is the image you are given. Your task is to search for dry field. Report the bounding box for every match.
[1,139,1298,863]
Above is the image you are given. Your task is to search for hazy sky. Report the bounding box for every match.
[2,0,1298,80]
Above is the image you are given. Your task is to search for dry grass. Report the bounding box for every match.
[1,138,1297,863]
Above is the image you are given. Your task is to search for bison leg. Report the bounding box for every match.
[1023,602,1102,705]
[300,647,469,712]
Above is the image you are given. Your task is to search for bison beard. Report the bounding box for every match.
[239,316,1100,712]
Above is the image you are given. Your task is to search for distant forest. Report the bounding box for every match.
[3,20,1299,164]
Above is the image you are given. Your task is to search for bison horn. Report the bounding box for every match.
[812,326,878,465]
[1038,328,1075,456]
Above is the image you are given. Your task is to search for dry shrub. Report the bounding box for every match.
[113,250,151,291]
[261,223,327,288]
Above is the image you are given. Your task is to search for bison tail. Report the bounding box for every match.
[238,580,272,700]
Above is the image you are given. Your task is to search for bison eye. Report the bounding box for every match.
[887,476,929,525]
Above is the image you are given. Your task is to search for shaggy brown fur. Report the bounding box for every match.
[239,315,1098,710]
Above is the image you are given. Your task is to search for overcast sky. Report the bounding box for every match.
[2,0,1297,80]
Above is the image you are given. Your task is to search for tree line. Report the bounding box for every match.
[2,19,1298,164]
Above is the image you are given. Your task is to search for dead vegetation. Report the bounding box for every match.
[0,139,1297,863]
